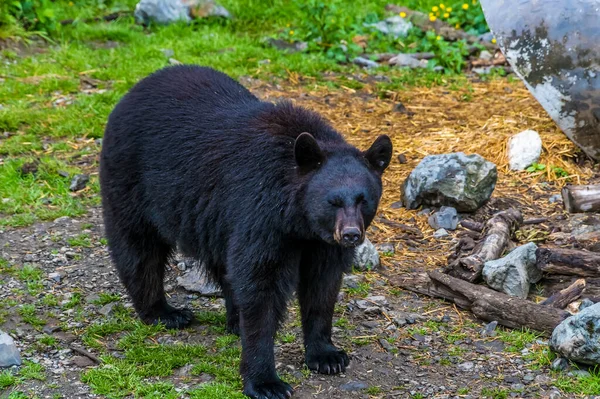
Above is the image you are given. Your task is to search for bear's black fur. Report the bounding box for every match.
[99,65,392,399]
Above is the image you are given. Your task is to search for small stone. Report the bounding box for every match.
[85,293,101,304]
[534,374,552,385]
[98,302,117,317]
[364,15,412,38]
[0,330,22,367]
[508,130,543,171]
[397,153,408,163]
[482,242,540,298]
[433,228,449,238]
[479,50,493,61]
[42,325,61,334]
[549,389,562,399]
[48,272,62,283]
[401,152,497,212]
[365,295,388,307]
[342,274,366,289]
[169,58,182,65]
[440,315,451,323]
[69,174,89,192]
[72,356,96,368]
[390,200,403,209]
[361,321,379,329]
[176,267,222,297]
[523,373,535,383]
[353,238,380,271]
[570,369,591,378]
[379,338,395,352]
[134,0,231,25]
[364,306,381,315]
[481,321,498,337]
[174,363,194,376]
[340,380,368,392]
[177,261,187,271]
[389,53,428,69]
[549,194,562,203]
[376,242,395,255]
[353,57,379,68]
[458,361,474,371]
[428,206,459,230]
[161,48,174,57]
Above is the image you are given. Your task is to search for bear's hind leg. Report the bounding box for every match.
[219,274,240,335]
[107,223,193,329]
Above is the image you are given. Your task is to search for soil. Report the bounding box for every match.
[0,206,570,399]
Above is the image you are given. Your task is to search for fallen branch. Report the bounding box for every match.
[390,271,568,334]
[385,4,498,51]
[60,11,130,26]
[540,278,586,309]
[376,216,423,237]
[562,185,600,213]
[460,220,483,232]
[70,345,101,364]
[536,247,600,277]
[445,208,523,282]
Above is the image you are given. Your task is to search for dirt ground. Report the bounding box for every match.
[2,76,597,399]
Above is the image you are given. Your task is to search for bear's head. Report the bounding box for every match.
[295,133,392,248]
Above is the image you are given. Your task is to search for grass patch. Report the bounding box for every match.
[18,304,45,327]
[554,366,600,396]
[67,233,93,248]
[94,292,122,306]
[497,328,540,353]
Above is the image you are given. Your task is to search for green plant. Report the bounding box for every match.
[526,163,546,173]
[1,0,58,36]
[428,0,488,35]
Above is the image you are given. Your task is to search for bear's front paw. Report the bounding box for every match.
[306,346,349,375]
[243,378,293,399]
[142,304,194,330]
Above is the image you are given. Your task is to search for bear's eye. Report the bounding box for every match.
[328,198,343,208]
[356,194,367,206]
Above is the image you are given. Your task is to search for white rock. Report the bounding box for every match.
[508,130,542,170]
[353,238,380,271]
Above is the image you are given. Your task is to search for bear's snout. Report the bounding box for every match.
[341,226,362,247]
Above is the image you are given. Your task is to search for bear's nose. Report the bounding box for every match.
[342,227,361,246]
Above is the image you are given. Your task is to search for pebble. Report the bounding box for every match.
[365,295,388,307]
[534,374,552,385]
[72,356,96,368]
[340,380,368,392]
[379,338,395,352]
[353,57,379,68]
[508,130,542,170]
[457,362,474,371]
[428,206,459,230]
[48,272,62,283]
[69,174,89,192]
[433,228,449,238]
[481,321,498,337]
[343,274,366,289]
[98,302,117,317]
[549,194,562,203]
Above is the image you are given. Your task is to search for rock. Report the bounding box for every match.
[570,369,591,378]
[364,15,412,38]
[375,242,395,255]
[549,389,562,399]
[342,274,366,289]
[579,298,595,310]
[69,174,89,192]
[85,293,101,304]
[479,50,493,61]
[389,53,428,69]
[48,272,62,283]
[550,303,600,365]
[72,356,95,368]
[508,130,542,170]
[266,38,308,53]
[534,374,552,385]
[353,57,379,68]
[397,153,408,163]
[478,32,495,43]
[428,206,459,230]
[160,48,174,57]
[134,0,231,25]
[549,194,562,203]
[176,267,222,297]
[482,242,540,298]
[433,228,449,238]
[379,338,395,352]
[365,295,388,307]
[390,200,403,209]
[42,325,61,334]
[0,330,22,367]
[353,238,380,271]
[98,302,117,317]
[401,153,497,212]
[458,361,474,371]
[168,58,182,65]
[481,320,498,337]
[340,380,368,392]
[176,261,187,271]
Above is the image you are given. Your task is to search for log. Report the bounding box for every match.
[562,185,600,213]
[460,220,484,232]
[445,208,523,282]
[543,275,600,299]
[390,271,569,334]
[540,278,586,309]
[385,4,498,51]
[536,247,600,277]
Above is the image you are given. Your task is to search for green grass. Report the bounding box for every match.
[0,0,488,227]
[67,233,93,247]
[497,328,540,353]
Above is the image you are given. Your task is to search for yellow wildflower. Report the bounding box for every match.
[436,35,442,40]
[68,1,73,5]
[432,6,439,11]
[290,30,294,35]
[447,7,452,12]
[429,14,437,21]
[400,11,407,18]
[444,12,450,18]
[492,38,497,44]
[440,3,445,9]
[455,23,460,28]
[462,3,469,9]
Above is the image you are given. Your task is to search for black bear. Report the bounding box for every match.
[99,65,392,399]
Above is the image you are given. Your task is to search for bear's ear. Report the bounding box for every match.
[364,135,393,174]
[294,132,324,174]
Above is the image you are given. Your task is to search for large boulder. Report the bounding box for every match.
[550,303,600,365]
[482,243,541,298]
[401,153,497,212]
[134,0,230,25]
